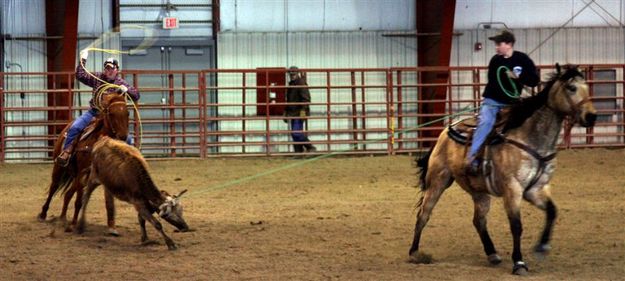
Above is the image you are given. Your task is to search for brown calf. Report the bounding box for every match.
[76,136,189,250]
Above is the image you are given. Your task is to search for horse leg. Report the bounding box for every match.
[523,184,557,259]
[61,180,81,232]
[471,193,502,265]
[76,176,99,234]
[68,184,84,232]
[408,165,453,263]
[135,205,177,250]
[104,189,120,236]
[503,191,529,275]
[38,165,62,221]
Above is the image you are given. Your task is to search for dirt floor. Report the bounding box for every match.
[0,148,624,281]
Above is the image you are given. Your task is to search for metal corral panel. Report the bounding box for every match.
[217,31,417,153]
[3,40,47,161]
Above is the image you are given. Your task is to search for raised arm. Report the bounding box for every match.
[75,59,101,88]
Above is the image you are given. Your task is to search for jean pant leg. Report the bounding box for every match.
[468,102,501,158]
[290,119,308,142]
[126,134,134,146]
[63,109,97,149]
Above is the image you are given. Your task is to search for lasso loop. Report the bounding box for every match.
[496,65,520,99]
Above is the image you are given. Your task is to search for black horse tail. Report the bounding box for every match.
[55,169,75,197]
[416,147,433,191]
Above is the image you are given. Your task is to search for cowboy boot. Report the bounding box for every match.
[465,156,480,176]
[304,143,317,152]
[56,144,74,167]
[293,144,304,153]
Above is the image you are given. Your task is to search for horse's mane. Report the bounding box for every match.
[503,65,583,132]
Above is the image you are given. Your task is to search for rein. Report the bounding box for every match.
[504,138,557,191]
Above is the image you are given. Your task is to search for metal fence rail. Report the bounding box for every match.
[1,65,623,162]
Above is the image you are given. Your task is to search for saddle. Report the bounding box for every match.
[78,120,100,143]
[447,107,512,147]
[63,119,100,155]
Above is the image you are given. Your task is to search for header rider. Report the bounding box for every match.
[56,50,140,166]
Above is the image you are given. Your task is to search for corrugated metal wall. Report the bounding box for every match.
[220,0,416,32]
[216,31,418,152]
[452,27,624,66]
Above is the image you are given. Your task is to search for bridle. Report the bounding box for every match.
[548,75,591,122]
[101,100,128,136]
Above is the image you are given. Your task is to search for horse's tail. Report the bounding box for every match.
[56,169,75,197]
[44,166,74,199]
[416,147,433,191]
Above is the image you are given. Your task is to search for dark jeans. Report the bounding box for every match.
[290,119,312,152]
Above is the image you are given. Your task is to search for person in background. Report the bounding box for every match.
[284,66,316,153]
[56,50,140,166]
[466,30,539,175]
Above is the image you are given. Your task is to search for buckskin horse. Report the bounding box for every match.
[408,64,596,275]
[38,93,130,235]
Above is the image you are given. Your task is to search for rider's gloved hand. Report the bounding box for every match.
[117,85,128,94]
[80,49,89,61]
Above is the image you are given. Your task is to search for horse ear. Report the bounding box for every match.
[555,63,561,75]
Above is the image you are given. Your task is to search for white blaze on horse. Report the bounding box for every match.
[408,64,597,275]
[76,136,190,250]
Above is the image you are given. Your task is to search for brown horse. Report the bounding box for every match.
[408,64,597,275]
[38,93,130,234]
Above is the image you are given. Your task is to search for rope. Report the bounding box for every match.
[187,106,477,197]
[496,65,520,99]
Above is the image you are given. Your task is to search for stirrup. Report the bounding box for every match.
[466,158,480,176]
[56,151,71,167]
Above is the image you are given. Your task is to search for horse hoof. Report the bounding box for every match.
[408,252,433,264]
[75,224,85,234]
[37,213,46,222]
[167,243,178,251]
[141,240,159,246]
[487,253,502,265]
[512,261,529,275]
[65,225,74,233]
[534,244,551,261]
[107,229,120,237]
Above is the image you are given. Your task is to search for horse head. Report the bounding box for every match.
[100,93,130,141]
[547,64,597,127]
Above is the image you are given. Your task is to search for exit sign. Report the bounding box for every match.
[163,17,179,29]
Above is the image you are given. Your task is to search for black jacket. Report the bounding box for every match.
[483,51,539,104]
[284,77,311,117]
